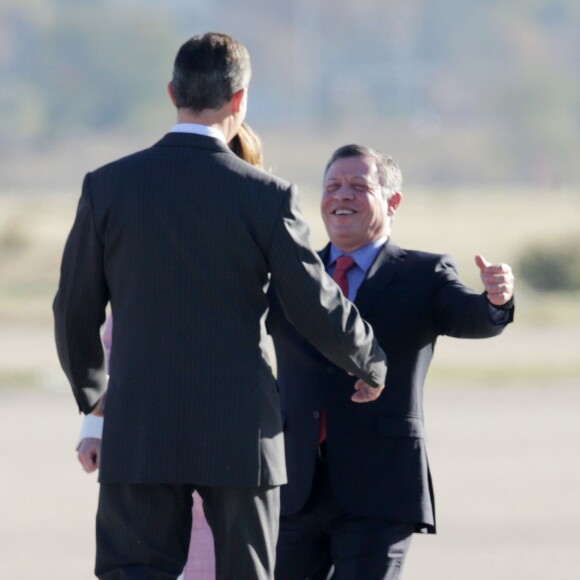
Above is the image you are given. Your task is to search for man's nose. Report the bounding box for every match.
[333,186,354,200]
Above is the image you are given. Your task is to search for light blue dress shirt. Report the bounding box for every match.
[327,236,388,301]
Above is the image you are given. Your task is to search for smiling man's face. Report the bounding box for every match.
[321,155,393,252]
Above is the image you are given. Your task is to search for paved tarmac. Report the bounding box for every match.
[2,382,578,579]
[1,324,579,579]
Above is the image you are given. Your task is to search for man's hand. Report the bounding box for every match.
[475,255,514,307]
[351,379,385,403]
[77,437,102,473]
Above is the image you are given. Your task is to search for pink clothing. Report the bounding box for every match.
[103,315,216,578]
[103,314,113,362]
[182,493,215,579]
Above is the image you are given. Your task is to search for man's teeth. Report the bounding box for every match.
[335,209,354,215]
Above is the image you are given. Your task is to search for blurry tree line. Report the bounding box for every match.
[1,0,579,188]
[1,0,579,293]
[518,235,580,293]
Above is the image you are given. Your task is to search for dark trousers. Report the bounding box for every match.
[275,454,413,580]
[96,482,279,580]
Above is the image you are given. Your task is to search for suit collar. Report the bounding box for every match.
[365,238,405,279]
[319,239,406,316]
[170,123,227,143]
[355,240,406,315]
[154,132,233,155]
[318,244,332,266]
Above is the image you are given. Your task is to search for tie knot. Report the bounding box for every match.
[334,255,356,273]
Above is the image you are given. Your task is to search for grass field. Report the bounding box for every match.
[1,187,579,387]
[2,187,580,320]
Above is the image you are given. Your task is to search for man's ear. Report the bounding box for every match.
[231,88,246,113]
[387,192,402,216]
[167,81,177,106]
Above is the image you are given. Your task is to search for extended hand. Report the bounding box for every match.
[77,437,102,473]
[351,379,385,403]
[475,255,514,306]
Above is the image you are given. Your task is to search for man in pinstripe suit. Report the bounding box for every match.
[53,33,387,579]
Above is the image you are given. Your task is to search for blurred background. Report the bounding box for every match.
[1,1,579,578]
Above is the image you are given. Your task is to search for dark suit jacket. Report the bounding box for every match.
[267,240,514,532]
[53,132,387,487]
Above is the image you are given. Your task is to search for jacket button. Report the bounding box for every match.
[312,411,320,419]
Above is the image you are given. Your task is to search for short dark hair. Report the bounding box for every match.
[324,144,402,200]
[171,33,251,112]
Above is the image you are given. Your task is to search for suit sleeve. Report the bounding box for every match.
[53,174,109,413]
[267,185,387,387]
[433,255,514,338]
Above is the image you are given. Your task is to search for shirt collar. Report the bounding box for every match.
[170,123,227,144]
[329,236,388,273]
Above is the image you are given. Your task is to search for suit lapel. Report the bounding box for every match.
[355,240,406,316]
[318,244,331,268]
[318,240,406,317]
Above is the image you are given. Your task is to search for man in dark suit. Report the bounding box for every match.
[269,144,515,580]
[53,36,387,580]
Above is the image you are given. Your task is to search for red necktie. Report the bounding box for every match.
[319,255,356,444]
[332,255,356,297]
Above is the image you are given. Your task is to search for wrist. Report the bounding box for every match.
[77,414,104,448]
[489,296,514,310]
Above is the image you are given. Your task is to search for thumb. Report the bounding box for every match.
[475,254,490,271]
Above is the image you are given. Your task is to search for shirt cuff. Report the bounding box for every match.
[76,414,104,449]
[487,302,511,325]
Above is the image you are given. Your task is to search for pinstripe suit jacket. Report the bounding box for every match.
[267,240,514,531]
[53,132,387,487]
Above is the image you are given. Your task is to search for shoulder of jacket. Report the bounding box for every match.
[90,146,153,177]
[400,248,447,262]
[398,249,458,274]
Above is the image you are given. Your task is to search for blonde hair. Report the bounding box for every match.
[229,123,264,169]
